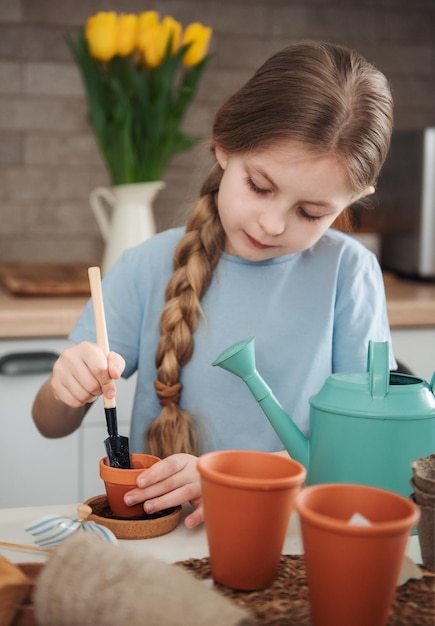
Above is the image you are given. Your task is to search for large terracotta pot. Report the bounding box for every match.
[296,483,420,626]
[197,450,306,590]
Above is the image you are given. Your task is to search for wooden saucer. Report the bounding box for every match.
[84,495,182,540]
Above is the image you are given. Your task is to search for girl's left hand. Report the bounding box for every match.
[123,453,203,528]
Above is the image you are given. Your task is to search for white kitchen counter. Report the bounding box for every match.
[0,502,421,566]
[0,502,304,565]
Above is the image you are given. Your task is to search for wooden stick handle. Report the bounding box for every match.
[0,541,52,553]
[88,266,116,409]
[88,267,110,356]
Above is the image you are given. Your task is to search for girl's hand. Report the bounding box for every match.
[50,341,125,408]
[124,453,204,529]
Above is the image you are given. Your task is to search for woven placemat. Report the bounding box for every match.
[175,555,435,626]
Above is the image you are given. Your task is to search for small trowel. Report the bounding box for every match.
[88,266,130,469]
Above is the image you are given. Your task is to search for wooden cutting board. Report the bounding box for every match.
[0,263,93,297]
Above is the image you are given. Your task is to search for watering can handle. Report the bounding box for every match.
[367,341,390,399]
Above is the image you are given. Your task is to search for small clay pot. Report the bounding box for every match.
[100,453,160,518]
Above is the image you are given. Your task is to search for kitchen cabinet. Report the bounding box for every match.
[0,337,136,508]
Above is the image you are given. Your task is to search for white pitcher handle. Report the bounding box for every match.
[89,187,116,243]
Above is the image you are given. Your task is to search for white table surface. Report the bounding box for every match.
[0,502,421,566]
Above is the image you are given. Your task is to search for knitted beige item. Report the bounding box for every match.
[33,534,255,626]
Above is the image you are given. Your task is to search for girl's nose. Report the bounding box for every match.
[258,209,286,236]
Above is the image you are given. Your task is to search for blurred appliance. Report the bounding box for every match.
[378,127,435,279]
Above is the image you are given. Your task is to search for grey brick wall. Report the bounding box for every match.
[0,0,434,263]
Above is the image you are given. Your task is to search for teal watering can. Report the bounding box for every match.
[212,338,435,498]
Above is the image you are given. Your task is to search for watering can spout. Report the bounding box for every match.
[212,337,309,469]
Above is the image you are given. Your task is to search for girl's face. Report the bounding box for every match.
[215,142,374,261]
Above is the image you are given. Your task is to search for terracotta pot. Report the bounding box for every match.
[99,453,160,518]
[296,483,420,626]
[197,450,306,590]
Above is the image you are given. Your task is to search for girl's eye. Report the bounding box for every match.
[246,177,270,196]
[298,207,321,222]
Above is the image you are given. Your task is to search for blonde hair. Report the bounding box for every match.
[145,41,393,457]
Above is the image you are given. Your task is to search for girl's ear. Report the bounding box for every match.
[214,144,229,169]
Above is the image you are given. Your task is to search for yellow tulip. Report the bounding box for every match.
[137,11,159,32]
[182,23,212,67]
[136,10,159,50]
[137,11,162,67]
[161,16,182,54]
[116,14,138,57]
[143,23,169,68]
[137,13,182,68]
[85,12,118,62]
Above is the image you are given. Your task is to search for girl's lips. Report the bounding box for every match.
[246,233,273,249]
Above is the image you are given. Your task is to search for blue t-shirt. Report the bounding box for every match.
[70,227,396,454]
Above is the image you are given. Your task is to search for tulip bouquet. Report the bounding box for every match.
[67,11,212,184]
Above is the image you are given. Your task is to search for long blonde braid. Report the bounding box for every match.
[145,164,225,457]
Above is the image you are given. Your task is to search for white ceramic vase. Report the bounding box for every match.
[90,181,165,274]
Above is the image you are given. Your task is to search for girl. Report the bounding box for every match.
[33,41,395,529]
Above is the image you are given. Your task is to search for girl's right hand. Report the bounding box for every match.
[50,341,125,408]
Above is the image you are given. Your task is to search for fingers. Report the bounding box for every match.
[184,502,204,528]
[143,483,199,516]
[136,454,196,491]
[107,351,125,380]
[124,454,202,518]
[50,342,124,408]
[101,352,125,399]
[51,348,99,407]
